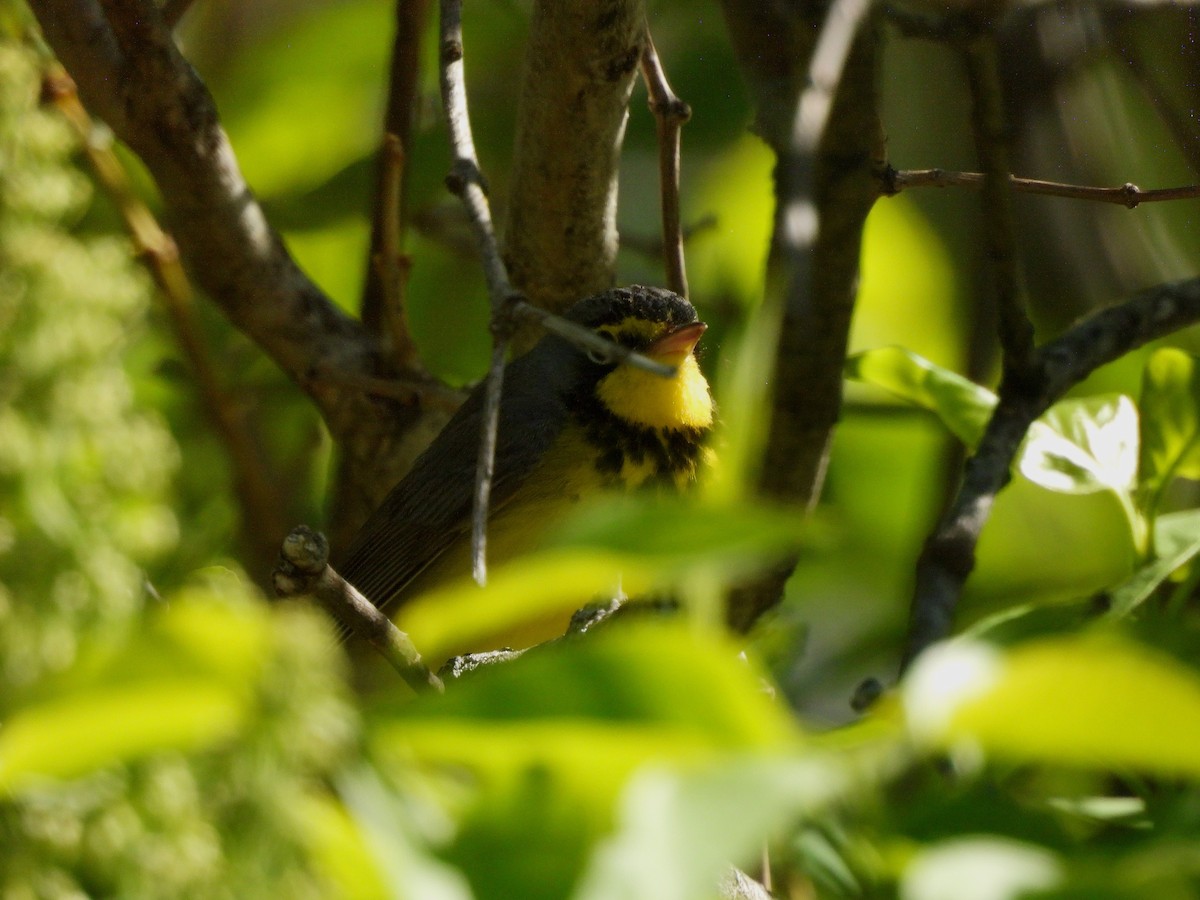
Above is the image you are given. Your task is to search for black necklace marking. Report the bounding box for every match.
[569,385,709,485]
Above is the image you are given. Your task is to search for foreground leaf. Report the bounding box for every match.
[0,596,269,791]
[905,633,1200,778]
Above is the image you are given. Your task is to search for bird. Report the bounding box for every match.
[335,284,714,654]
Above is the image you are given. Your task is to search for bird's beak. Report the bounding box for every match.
[645,321,707,367]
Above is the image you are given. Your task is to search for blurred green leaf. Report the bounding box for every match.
[845,347,996,447]
[1137,348,1200,519]
[899,837,1063,900]
[398,496,807,661]
[397,548,656,662]
[852,197,962,370]
[211,0,393,198]
[575,755,855,900]
[548,495,806,570]
[0,597,269,791]
[294,792,391,900]
[372,623,800,764]
[905,634,1200,778]
[369,624,803,900]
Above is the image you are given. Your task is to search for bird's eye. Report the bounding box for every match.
[587,347,613,365]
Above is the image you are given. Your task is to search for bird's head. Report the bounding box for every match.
[564,286,714,433]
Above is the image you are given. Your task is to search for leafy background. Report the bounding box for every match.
[4,0,1200,897]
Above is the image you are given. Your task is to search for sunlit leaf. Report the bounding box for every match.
[845,347,996,447]
[899,837,1063,900]
[905,635,1200,778]
[1019,395,1140,495]
[1137,348,1200,518]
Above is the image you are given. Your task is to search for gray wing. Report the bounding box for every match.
[335,336,579,615]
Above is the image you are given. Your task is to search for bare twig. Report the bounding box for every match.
[886,168,1200,207]
[438,0,518,584]
[362,0,431,348]
[639,27,691,298]
[372,134,418,365]
[902,277,1200,669]
[274,527,444,693]
[44,67,288,569]
[962,32,1036,377]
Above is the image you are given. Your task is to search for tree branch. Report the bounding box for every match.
[902,277,1200,669]
[722,0,882,509]
[502,0,646,350]
[717,0,882,629]
[962,30,1035,378]
[29,0,379,437]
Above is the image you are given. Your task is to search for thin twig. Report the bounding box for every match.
[902,276,1200,670]
[373,134,418,365]
[639,26,691,298]
[274,527,444,693]
[962,31,1035,377]
[438,0,517,585]
[44,67,288,568]
[362,0,431,349]
[887,168,1200,208]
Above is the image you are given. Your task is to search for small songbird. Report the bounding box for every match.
[336,285,714,650]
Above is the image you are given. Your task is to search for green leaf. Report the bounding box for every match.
[0,597,269,791]
[397,496,807,662]
[368,625,803,900]
[1137,348,1200,519]
[1018,395,1145,553]
[371,623,801,768]
[547,495,806,571]
[844,347,996,447]
[905,634,1200,778]
[1018,395,1139,496]
[574,756,855,900]
[1105,509,1200,618]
